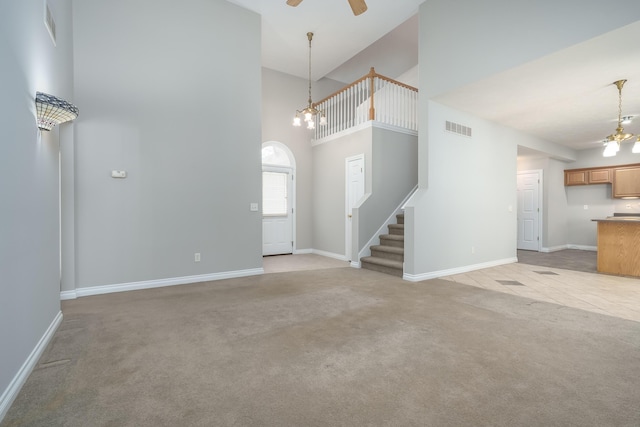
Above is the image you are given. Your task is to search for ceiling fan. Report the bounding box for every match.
[286,0,368,16]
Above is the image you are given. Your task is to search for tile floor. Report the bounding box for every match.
[440,262,640,322]
[265,252,640,323]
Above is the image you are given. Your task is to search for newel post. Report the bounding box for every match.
[368,67,376,121]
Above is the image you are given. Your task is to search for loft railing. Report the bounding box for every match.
[312,67,418,141]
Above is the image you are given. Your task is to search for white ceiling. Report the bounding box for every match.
[227,0,640,153]
[435,21,640,152]
[225,0,424,81]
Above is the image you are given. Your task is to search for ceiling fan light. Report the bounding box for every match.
[307,120,315,130]
[319,115,327,126]
[293,115,301,127]
[633,138,640,154]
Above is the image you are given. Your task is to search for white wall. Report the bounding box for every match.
[70,0,262,289]
[0,0,73,418]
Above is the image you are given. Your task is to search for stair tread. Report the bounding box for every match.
[388,223,404,228]
[380,234,404,241]
[361,256,403,269]
[371,245,404,254]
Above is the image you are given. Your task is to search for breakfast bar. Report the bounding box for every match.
[592,215,640,277]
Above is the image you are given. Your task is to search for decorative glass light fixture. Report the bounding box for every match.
[292,32,327,130]
[602,80,635,157]
[633,137,640,154]
[35,92,79,131]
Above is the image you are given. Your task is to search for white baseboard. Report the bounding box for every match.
[541,244,596,253]
[403,257,517,282]
[60,290,77,301]
[540,245,568,253]
[61,268,264,300]
[0,311,63,422]
[567,244,597,251]
[350,261,361,268]
[293,248,312,255]
[311,249,348,262]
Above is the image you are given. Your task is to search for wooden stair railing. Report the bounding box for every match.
[312,67,418,140]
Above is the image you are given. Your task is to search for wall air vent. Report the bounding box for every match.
[445,120,472,137]
[44,1,56,46]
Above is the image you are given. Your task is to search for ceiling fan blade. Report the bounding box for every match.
[347,0,367,15]
[286,0,303,6]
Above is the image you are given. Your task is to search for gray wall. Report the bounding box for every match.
[406,0,640,278]
[261,68,344,252]
[312,128,374,257]
[517,157,570,250]
[71,0,262,288]
[519,145,640,250]
[355,128,418,257]
[0,0,73,415]
[312,125,417,259]
[405,102,519,276]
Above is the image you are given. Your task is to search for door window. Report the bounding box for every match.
[262,171,288,216]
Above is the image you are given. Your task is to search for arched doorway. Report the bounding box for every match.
[262,142,296,256]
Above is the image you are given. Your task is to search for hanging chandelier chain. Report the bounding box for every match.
[307,32,313,107]
[617,81,624,126]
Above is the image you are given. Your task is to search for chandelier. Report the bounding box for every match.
[292,32,326,130]
[603,79,640,157]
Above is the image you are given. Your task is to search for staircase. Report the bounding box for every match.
[360,213,404,277]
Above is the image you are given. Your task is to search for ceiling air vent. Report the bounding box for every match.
[445,120,472,137]
[44,1,56,46]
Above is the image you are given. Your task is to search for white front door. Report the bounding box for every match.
[517,171,541,251]
[262,169,293,256]
[346,155,365,260]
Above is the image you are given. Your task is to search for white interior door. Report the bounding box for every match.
[346,155,365,260]
[262,168,293,255]
[517,171,541,251]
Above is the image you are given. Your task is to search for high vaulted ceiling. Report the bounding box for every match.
[225,0,424,82]
[227,0,640,153]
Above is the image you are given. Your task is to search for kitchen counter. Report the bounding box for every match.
[592,216,640,222]
[592,216,640,277]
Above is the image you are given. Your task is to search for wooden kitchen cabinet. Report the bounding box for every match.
[564,163,640,190]
[564,170,588,185]
[612,166,640,198]
[588,168,612,184]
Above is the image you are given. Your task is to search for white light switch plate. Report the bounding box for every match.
[111,170,127,178]
[250,203,258,212]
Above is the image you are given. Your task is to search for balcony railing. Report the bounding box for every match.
[312,67,418,141]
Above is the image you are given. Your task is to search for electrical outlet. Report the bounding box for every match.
[194,253,201,262]
[583,205,589,210]
[626,204,632,209]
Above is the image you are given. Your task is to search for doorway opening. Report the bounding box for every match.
[262,142,296,256]
[517,170,543,252]
[345,154,365,261]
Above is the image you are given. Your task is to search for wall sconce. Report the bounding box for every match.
[35,92,79,131]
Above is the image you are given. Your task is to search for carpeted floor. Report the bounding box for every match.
[3,267,640,426]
